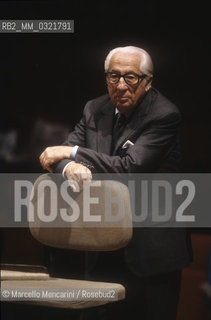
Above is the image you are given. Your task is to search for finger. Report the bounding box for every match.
[68,182,77,192]
[40,153,48,167]
[81,172,92,182]
[39,151,44,160]
[46,166,53,173]
[40,157,52,172]
[68,179,80,192]
[40,158,46,169]
[40,158,48,169]
[82,180,92,189]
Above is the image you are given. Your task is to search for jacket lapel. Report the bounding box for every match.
[112,90,153,154]
[95,89,154,155]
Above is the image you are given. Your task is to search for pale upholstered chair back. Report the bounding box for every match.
[29,174,132,251]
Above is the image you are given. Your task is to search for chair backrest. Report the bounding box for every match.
[29,174,132,251]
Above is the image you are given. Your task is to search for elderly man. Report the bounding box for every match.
[40,46,192,320]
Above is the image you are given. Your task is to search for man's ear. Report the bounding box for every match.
[145,76,153,92]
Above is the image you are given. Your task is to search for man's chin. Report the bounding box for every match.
[116,99,130,107]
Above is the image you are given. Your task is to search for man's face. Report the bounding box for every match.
[107,51,150,114]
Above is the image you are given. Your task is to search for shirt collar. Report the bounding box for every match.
[115,108,133,120]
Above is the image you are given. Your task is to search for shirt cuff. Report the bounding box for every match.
[70,145,79,160]
[62,145,79,178]
[62,161,74,178]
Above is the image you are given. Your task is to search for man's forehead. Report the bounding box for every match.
[109,51,141,70]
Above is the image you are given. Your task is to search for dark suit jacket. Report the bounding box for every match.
[55,87,192,276]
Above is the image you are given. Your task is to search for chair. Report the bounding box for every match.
[1,173,132,311]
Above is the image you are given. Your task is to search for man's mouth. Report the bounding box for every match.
[118,97,129,102]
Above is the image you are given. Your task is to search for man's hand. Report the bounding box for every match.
[65,162,92,192]
[39,146,73,172]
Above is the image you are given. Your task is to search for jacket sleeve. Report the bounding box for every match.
[74,111,181,173]
[53,101,90,173]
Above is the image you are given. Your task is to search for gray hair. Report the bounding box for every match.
[104,46,153,80]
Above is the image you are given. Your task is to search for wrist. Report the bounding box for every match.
[63,146,73,158]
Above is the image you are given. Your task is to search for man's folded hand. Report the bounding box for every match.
[39,146,73,172]
[64,162,92,192]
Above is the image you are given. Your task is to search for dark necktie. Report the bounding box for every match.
[111,113,126,154]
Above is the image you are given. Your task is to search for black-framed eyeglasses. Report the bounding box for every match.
[105,71,146,85]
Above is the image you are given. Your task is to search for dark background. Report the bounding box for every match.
[0,0,210,173]
[0,3,211,319]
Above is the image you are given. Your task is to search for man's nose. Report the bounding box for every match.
[117,77,128,90]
